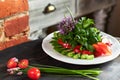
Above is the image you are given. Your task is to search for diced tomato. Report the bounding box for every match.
[82,50,92,55]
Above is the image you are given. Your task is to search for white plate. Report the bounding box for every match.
[42,32,120,65]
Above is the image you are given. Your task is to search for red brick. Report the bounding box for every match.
[0,42,5,50]
[4,15,29,37]
[0,0,29,18]
[0,35,29,50]
[5,35,28,48]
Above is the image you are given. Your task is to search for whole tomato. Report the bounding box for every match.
[27,67,40,80]
[7,57,18,68]
[18,59,29,69]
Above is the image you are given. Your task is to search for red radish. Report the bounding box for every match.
[18,59,29,69]
[7,57,18,68]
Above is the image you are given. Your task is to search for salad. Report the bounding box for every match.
[50,17,112,60]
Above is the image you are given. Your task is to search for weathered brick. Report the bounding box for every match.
[0,0,28,18]
[4,15,29,37]
[0,35,29,50]
[0,27,5,42]
[0,42,5,50]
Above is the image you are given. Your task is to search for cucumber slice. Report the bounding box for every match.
[73,54,81,59]
[54,47,63,53]
[86,55,94,60]
[66,52,75,57]
[61,49,73,55]
[81,54,94,60]
[81,54,88,59]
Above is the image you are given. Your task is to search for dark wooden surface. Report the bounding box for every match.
[0,38,120,80]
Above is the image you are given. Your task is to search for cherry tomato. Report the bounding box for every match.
[18,59,29,69]
[62,43,71,49]
[27,67,40,80]
[82,50,92,55]
[7,57,18,68]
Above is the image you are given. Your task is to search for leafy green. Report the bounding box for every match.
[51,17,102,55]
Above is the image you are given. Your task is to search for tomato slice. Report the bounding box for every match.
[97,42,111,55]
[93,42,111,57]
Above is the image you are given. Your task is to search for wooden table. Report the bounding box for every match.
[0,37,120,80]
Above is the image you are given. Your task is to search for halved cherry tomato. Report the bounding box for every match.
[27,67,40,80]
[82,50,92,55]
[18,59,29,69]
[7,57,18,68]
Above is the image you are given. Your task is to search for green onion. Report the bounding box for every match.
[21,64,102,80]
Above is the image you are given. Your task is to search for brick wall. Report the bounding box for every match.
[0,0,29,50]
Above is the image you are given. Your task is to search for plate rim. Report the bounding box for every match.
[42,31,120,65]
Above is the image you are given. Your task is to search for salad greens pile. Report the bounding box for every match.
[50,17,103,60]
[58,17,102,51]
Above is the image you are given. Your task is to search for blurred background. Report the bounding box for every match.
[28,0,120,40]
